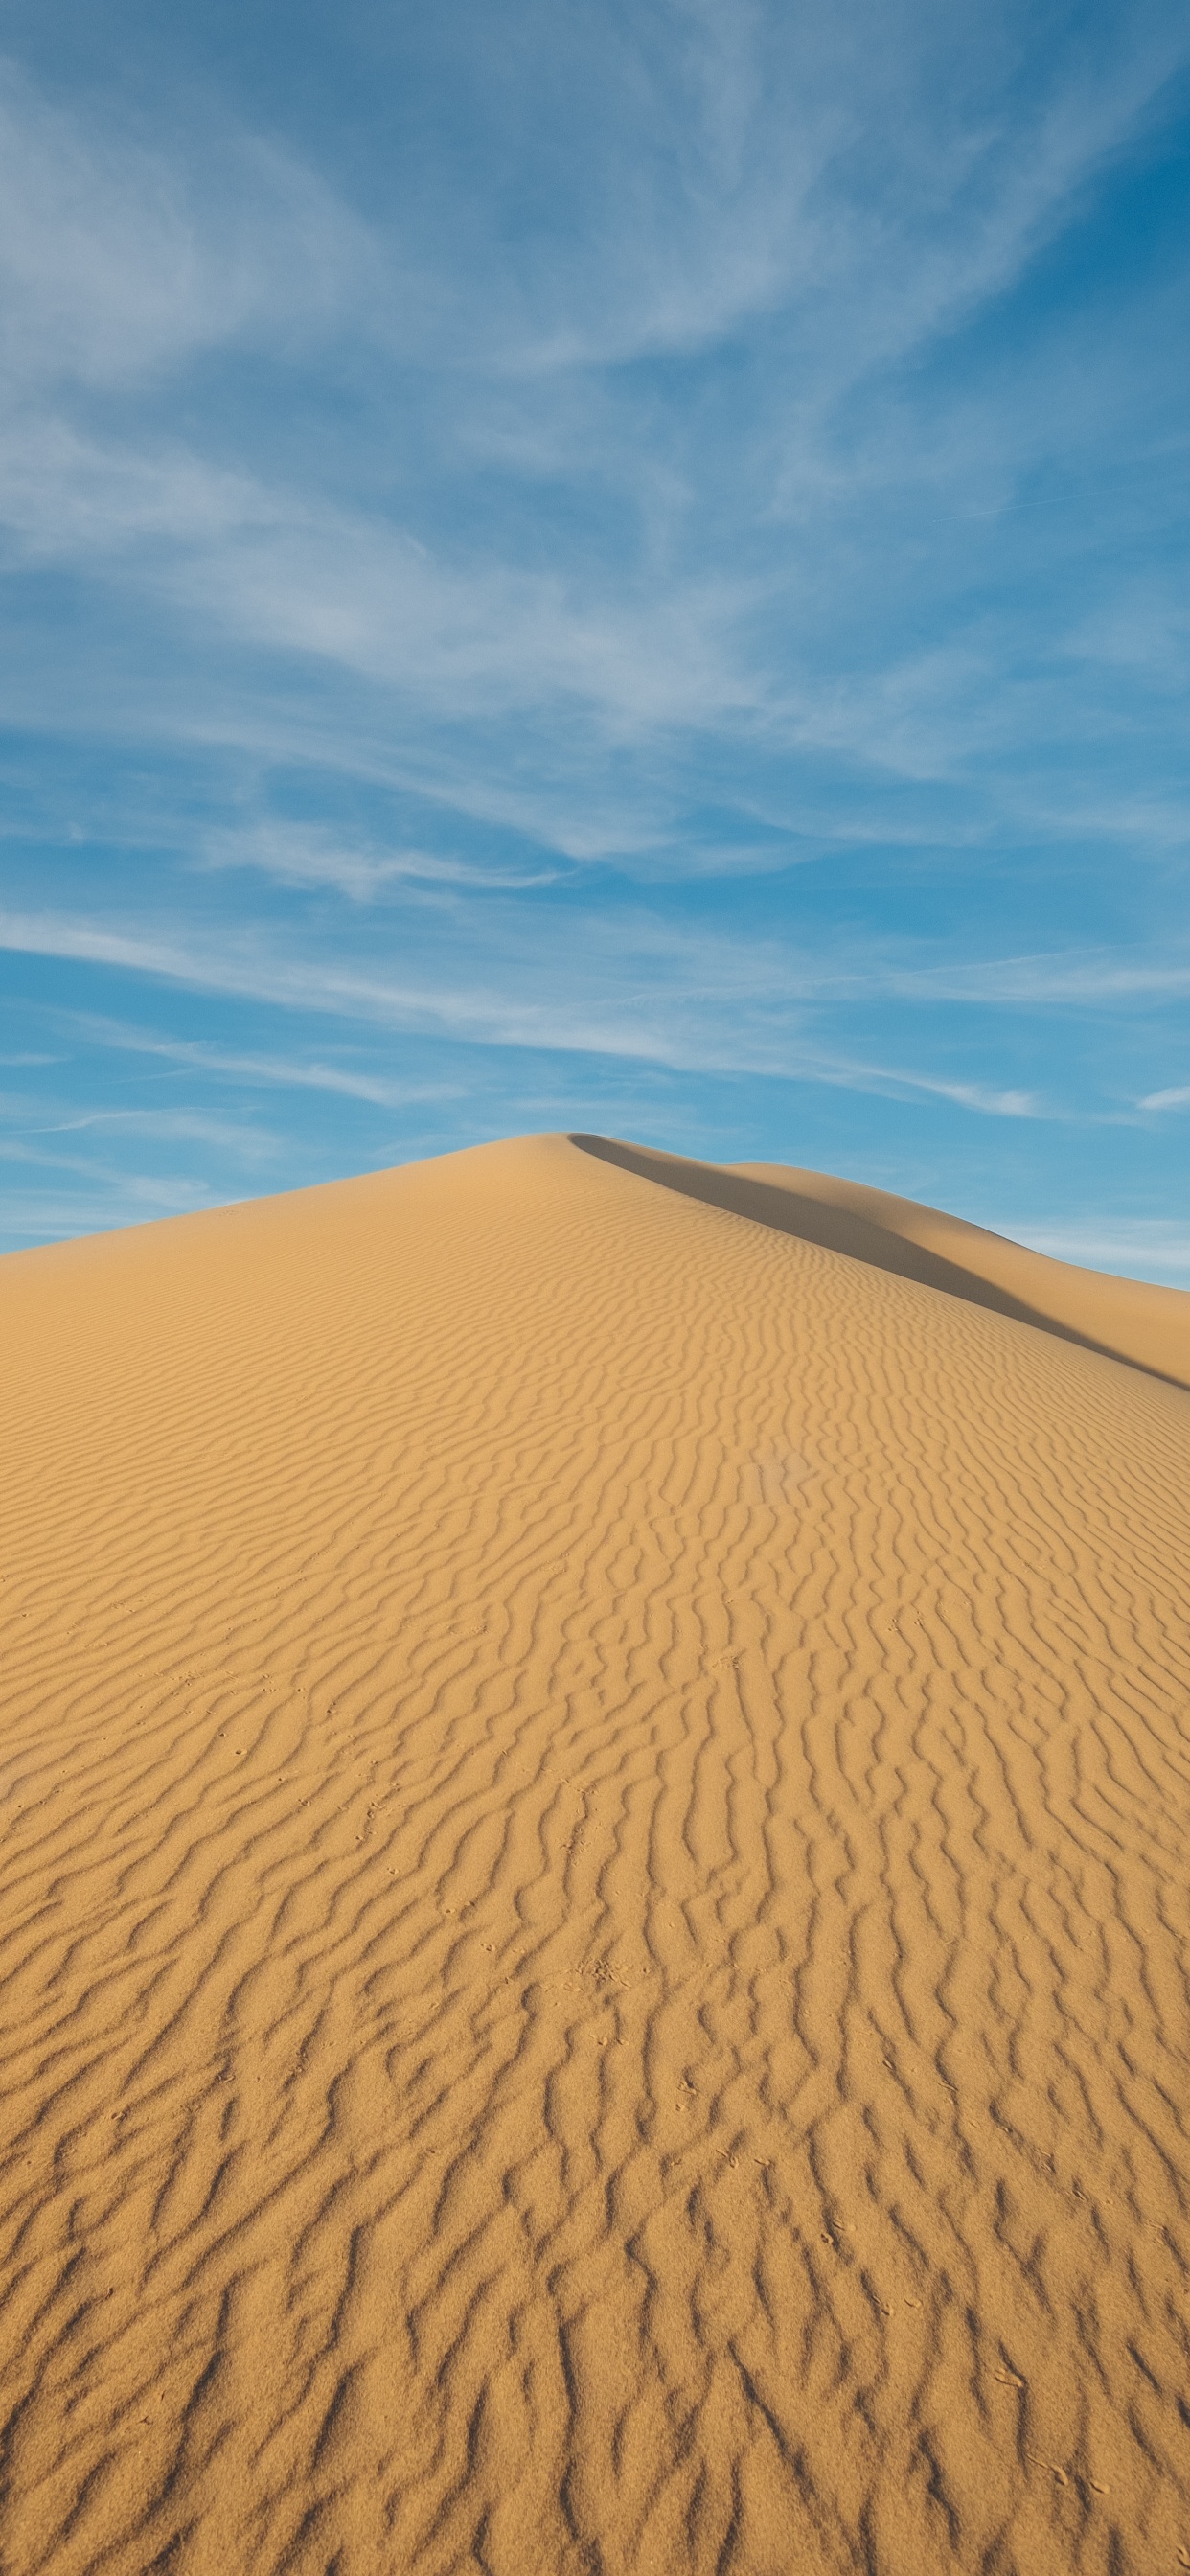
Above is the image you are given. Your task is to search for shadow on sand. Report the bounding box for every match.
[570,1133,1189,1395]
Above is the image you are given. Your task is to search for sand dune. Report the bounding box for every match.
[2,1131,1189,2576]
[575,1135,1190,1390]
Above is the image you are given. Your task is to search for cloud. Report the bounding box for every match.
[1140,1083,1190,1111]
[3,10,1190,1254]
[0,903,1055,1119]
[59,1012,464,1107]
[0,417,276,581]
[0,58,375,393]
[201,823,560,899]
[8,901,1187,1040]
[2,8,1184,776]
[853,1070,1041,1118]
[33,1108,278,1158]
[0,902,769,1066]
[178,520,762,737]
[401,0,1189,387]
[0,414,762,744]
[0,1140,224,1254]
[0,1130,217,1195]
[874,952,1190,1005]
[1019,795,1190,855]
[1002,1220,1190,1285]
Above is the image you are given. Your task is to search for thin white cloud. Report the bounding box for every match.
[9,903,1188,1033]
[0,416,762,740]
[58,1011,463,1107]
[0,415,271,561]
[0,902,770,1065]
[1018,794,1190,855]
[0,1149,226,1254]
[180,518,761,735]
[201,822,559,898]
[2,10,1189,1261]
[0,58,376,392]
[0,1132,217,1193]
[33,1109,278,1157]
[858,1070,1041,1119]
[1,6,1181,790]
[1001,1221,1190,1286]
[1140,1083,1190,1111]
[0,904,1054,1119]
[427,2,1189,388]
[878,953,1190,1005]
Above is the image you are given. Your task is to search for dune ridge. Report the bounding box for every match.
[572,1133,1190,1390]
[2,1132,1190,2574]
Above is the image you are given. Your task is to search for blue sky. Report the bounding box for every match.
[1,0,1188,1275]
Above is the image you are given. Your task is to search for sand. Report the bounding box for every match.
[1,1130,1189,2576]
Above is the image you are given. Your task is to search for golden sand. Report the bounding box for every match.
[2,1132,1189,2575]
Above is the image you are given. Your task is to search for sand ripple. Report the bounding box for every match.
[2,1133,1189,2574]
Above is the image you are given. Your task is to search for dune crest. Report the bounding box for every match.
[572,1131,1190,1388]
[2,1133,1189,2575]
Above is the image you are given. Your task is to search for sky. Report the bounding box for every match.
[1,0,1188,1276]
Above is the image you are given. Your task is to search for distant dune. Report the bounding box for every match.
[2,1133,1189,2576]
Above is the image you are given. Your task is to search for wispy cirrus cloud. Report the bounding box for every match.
[0,57,376,392]
[30,1108,278,1157]
[201,822,560,898]
[0,417,762,748]
[879,954,1190,1005]
[7,900,1187,1030]
[1002,1220,1190,1284]
[2,6,1186,787]
[0,902,1055,1119]
[3,2,1189,1253]
[1140,1083,1190,1111]
[0,1130,216,1196]
[57,1011,464,1107]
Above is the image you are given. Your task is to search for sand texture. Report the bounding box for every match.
[2,1130,1190,2576]
[578,1136,1190,1392]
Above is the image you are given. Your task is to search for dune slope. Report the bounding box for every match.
[2,1132,1190,2576]
[574,1133,1190,1389]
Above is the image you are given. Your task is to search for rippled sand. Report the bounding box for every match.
[2,1132,1189,2576]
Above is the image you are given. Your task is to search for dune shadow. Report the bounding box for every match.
[569,1134,1188,1394]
